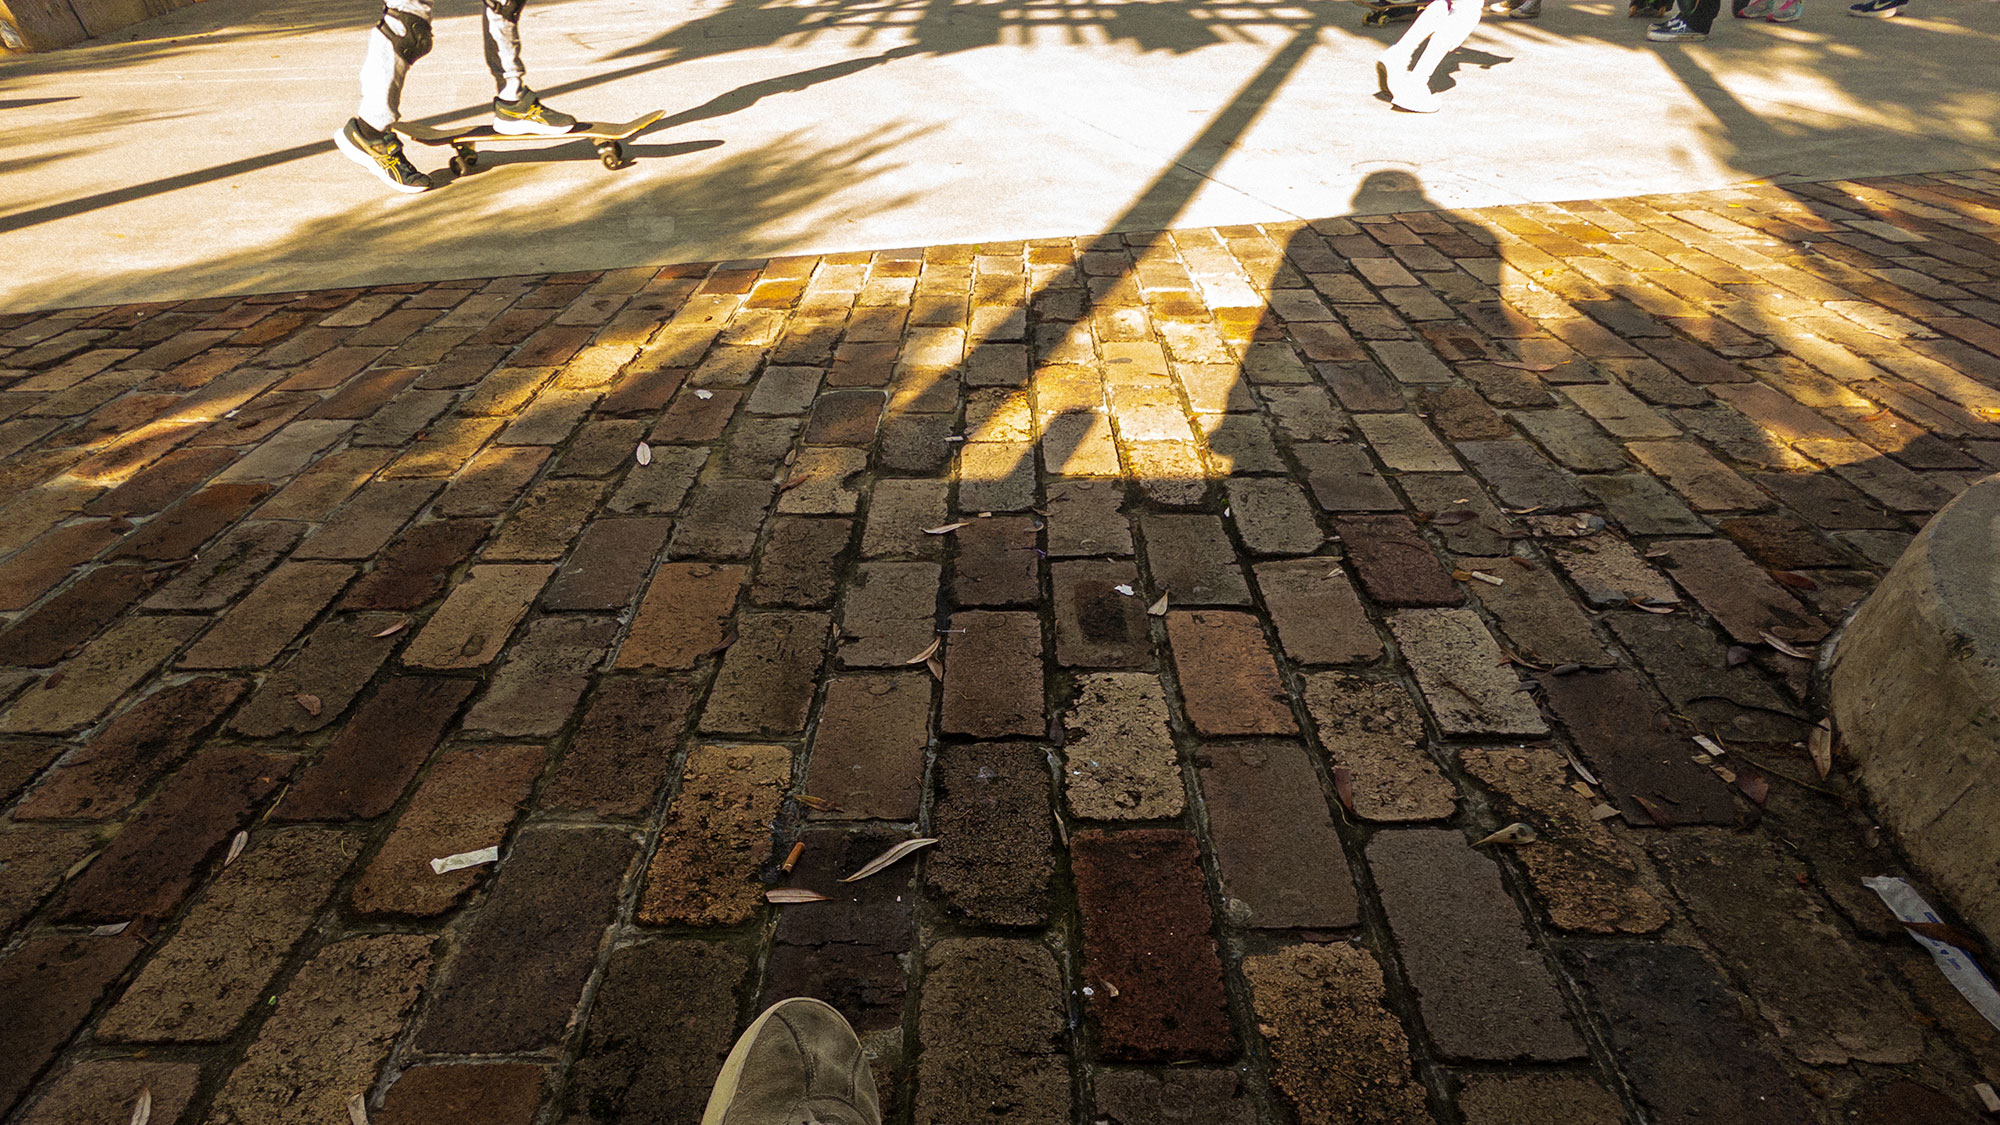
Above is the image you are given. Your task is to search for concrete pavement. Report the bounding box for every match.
[1,0,1998,311]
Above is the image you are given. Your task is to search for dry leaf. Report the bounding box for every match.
[766,888,832,904]
[346,1093,369,1125]
[1632,795,1675,828]
[1692,734,1727,758]
[91,921,130,936]
[1102,980,1121,998]
[1629,598,1676,615]
[1735,770,1770,806]
[372,620,407,638]
[1590,803,1620,821]
[1974,1084,1999,1114]
[1726,645,1752,667]
[1769,569,1817,591]
[1810,719,1834,779]
[1494,361,1557,372]
[1502,505,1544,515]
[903,637,942,665]
[1569,780,1595,798]
[796,795,841,812]
[131,1087,153,1125]
[224,830,249,868]
[430,846,500,875]
[1474,822,1538,847]
[840,838,940,883]
[694,389,714,400]
[924,656,944,679]
[1146,592,1170,616]
[294,693,323,717]
[1113,584,1135,596]
[1509,556,1535,570]
[1761,631,1815,659]
[63,851,98,881]
[1713,765,1737,783]
[778,474,811,494]
[704,629,739,659]
[1859,408,1894,423]
[924,522,968,535]
[1331,766,1355,814]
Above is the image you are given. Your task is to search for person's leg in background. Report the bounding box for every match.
[1646,0,1721,40]
[334,0,436,192]
[1376,0,1485,113]
[482,0,580,135]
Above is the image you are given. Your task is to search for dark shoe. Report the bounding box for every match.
[493,88,579,136]
[702,999,881,1125]
[1646,15,1709,36]
[334,118,431,193]
[1848,0,1905,15]
[1489,0,1544,17]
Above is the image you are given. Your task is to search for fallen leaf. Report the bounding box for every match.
[1770,569,1818,591]
[923,522,970,537]
[1494,361,1557,372]
[1102,980,1121,998]
[694,389,714,400]
[372,620,407,638]
[1809,718,1834,779]
[1502,505,1544,515]
[1713,765,1737,783]
[1629,598,1676,615]
[778,474,811,494]
[430,846,500,875]
[704,629,738,658]
[92,921,130,937]
[1113,584,1135,596]
[1761,631,1815,660]
[840,838,940,883]
[1735,770,1770,806]
[1048,715,1066,749]
[925,656,944,679]
[1726,645,1752,667]
[224,830,249,868]
[797,795,841,812]
[766,888,832,904]
[1632,795,1675,828]
[42,671,64,690]
[131,1087,152,1125]
[903,637,942,665]
[1590,803,1620,821]
[634,441,652,466]
[1549,662,1583,676]
[1508,556,1535,570]
[1146,592,1170,616]
[1692,734,1727,758]
[293,693,323,717]
[1569,780,1596,798]
[63,851,98,881]
[347,1094,370,1125]
[1331,766,1355,814]
[1559,746,1600,787]
[1902,920,1987,957]
[1474,822,1538,847]
[1859,408,1894,423]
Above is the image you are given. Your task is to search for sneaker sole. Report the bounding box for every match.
[1848,5,1900,12]
[333,127,430,194]
[700,997,850,1125]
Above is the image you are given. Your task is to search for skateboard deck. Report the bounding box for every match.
[1360,0,1431,24]
[397,110,666,173]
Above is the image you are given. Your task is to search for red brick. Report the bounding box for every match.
[638,742,789,926]
[616,562,744,669]
[950,515,1040,607]
[0,520,126,611]
[178,561,354,669]
[928,744,1054,927]
[296,479,441,559]
[276,345,389,391]
[542,676,696,817]
[543,516,672,610]
[10,1059,202,1125]
[561,943,746,1125]
[1071,829,1233,1062]
[0,616,205,735]
[463,615,616,737]
[1658,537,1828,645]
[598,361,688,415]
[667,478,774,558]
[701,611,829,735]
[275,676,475,821]
[0,934,146,1118]
[649,387,741,443]
[1197,740,1358,927]
[380,1065,545,1125]
[341,518,491,610]
[110,480,271,562]
[1334,514,1463,607]
[350,743,543,916]
[81,446,236,517]
[434,445,551,517]
[0,564,153,667]
[750,517,854,607]
[765,825,917,1032]
[1165,610,1296,736]
[303,366,417,418]
[1253,559,1383,665]
[1051,559,1150,668]
[415,826,636,1053]
[55,745,287,923]
[402,563,553,668]
[1537,669,1738,827]
[807,673,931,820]
[229,612,404,737]
[14,677,247,820]
[941,610,1044,737]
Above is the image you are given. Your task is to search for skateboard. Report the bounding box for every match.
[398,110,666,176]
[1360,0,1431,24]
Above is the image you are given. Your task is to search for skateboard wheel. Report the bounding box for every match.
[598,140,625,170]
[449,154,473,176]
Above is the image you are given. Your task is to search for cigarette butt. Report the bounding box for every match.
[782,842,805,873]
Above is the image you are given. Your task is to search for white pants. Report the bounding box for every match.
[357,0,527,131]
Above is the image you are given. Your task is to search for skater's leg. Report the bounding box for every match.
[1382,0,1479,110]
[1408,0,1484,86]
[357,0,434,131]
[1381,0,1454,71]
[481,0,528,100]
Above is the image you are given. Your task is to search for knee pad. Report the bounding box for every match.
[485,0,526,20]
[377,9,433,63]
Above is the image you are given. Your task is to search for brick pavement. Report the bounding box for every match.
[5,169,2000,1124]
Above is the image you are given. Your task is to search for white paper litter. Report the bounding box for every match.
[430,846,501,875]
[1863,876,2000,1032]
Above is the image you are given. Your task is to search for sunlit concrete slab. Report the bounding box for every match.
[1,0,1996,310]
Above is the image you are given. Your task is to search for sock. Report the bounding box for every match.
[498,79,525,103]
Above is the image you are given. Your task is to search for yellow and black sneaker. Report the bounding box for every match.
[334,118,432,194]
[492,89,579,136]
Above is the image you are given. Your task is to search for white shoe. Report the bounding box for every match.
[1388,75,1441,112]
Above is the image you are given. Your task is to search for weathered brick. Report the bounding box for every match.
[542,676,695,816]
[98,828,359,1041]
[111,480,271,563]
[929,743,1054,927]
[1044,479,1133,556]
[350,743,543,916]
[750,517,852,608]
[1604,610,1803,741]
[1457,555,1607,666]
[701,611,828,735]
[402,563,553,669]
[482,479,602,561]
[1242,943,1432,1125]
[1513,409,1628,472]
[0,521,125,611]
[1140,513,1251,605]
[1050,559,1149,668]
[1165,610,1296,737]
[950,515,1039,606]
[1544,532,1679,607]
[12,1059,202,1125]
[649,387,740,443]
[1334,514,1462,607]
[231,613,401,737]
[56,745,287,923]
[668,478,774,558]
[1224,477,1324,556]
[434,445,550,517]
[214,418,352,482]
[1627,439,1769,511]
[0,616,205,734]
[562,941,748,1125]
[1579,472,1707,536]
[339,519,489,610]
[1300,672,1456,821]
[177,561,354,669]
[0,565,147,666]
[1658,537,1827,644]
[463,615,615,736]
[835,560,939,669]
[1454,440,1591,510]
[606,444,705,515]
[1253,559,1383,665]
[1199,739,1358,927]
[617,562,743,669]
[1369,829,1584,1061]
[1071,829,1232,1061]
[83,446,236,517]
[1061,672,1182,820]
[806,673,930,820]
[1563,942,1811,1125]
[805,388,886,444]
[1388,609,1547,736]
[1093,1070,1257,1125]
[208,935,433,1125]
[276,676,474,821]
[1455,1076,1625,1125]
[14,677,245,820]
[417,826,634,1053]
[766,826,916,1033]
[941,610,1044,737]
[0,935,146,1118]
[1537,668,1737,826]
[1716,514,1851,570]
[915,938,1069,1125]
[638,741,789,925]
[1293,443,1401,511]
[380,1065,545,1125]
